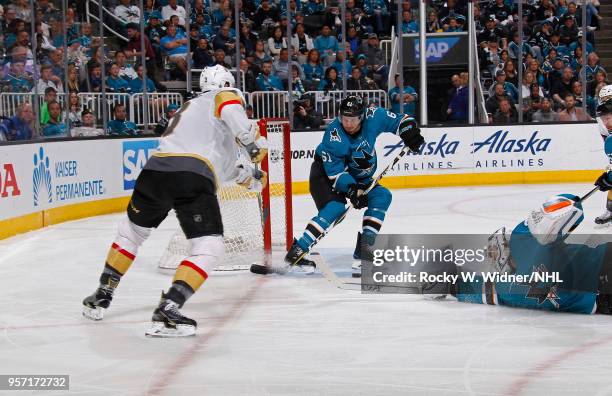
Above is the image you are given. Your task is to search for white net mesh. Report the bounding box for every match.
[158,119,290,271]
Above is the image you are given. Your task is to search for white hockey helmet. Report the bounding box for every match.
[526,194,584,246]
[199,65,235,91]
[599,84,612,105]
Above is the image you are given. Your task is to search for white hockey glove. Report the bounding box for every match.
[237,123,268,164]
[235,164,268,192]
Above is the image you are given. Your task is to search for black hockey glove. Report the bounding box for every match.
[346,183,368,209]
[398,117,424,153]
[595,172,612,192]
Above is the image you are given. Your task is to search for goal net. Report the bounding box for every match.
[158,118,293,271]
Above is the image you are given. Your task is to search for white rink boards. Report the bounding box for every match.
[1,184,612,395]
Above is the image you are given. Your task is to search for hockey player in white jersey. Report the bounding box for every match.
[82,65,268,337]
[594,87,612,225]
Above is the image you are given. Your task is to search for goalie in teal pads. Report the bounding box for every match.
[454,193,612,314]
[268,95,423,272]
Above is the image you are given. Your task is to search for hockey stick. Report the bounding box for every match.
[250,145,411,275]
[578,186,599,203]
[311,145,411,248]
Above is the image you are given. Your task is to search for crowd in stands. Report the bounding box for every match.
[0,0,607,141]
[476,0,605,123]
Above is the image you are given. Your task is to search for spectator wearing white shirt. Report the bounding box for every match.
[115,50,138,81]
[114,0,141,25]
[31,64,63,94]
[162,0,187,27]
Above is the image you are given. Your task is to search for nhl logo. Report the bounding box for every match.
[193,214,203,223]
[270,149,282,163]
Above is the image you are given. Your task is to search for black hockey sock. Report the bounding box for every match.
[99,265,122,289]
[166,281,195,308]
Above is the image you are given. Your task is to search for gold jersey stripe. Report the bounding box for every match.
[173,263,208,292]
[214,90,244,118]
[106,247,134,275]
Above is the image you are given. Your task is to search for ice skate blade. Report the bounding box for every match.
[423,294,448,301]
[82,305,104,321]
[145,322,196,338]
[351,260,361,270]
[295,264,316,275]
[594,221,612,229]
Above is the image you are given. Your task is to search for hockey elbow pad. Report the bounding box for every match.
[398,117,424,153]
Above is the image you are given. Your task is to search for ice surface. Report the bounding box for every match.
[1,183,612,396]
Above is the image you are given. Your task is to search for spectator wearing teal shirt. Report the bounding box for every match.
[256,60,284,91]
[402,10,419,33]
[160,24,189,76]
[313,25,339,63]
[330,51,352,79]
[302,49,325,83]
[301,0,325,16]
[107,103,138,136]
[389,74,418,117]
[128,64,157,93]
[106,63,131,93]
[42,101,68,138]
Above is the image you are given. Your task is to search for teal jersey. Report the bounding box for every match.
[458,221,605,314]
[315,107,405,193]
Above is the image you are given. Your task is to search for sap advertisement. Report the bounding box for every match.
[289,123,606,182]
[402,33,469,66]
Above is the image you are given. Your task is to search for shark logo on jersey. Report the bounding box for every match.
[517,264,561,309]
[330,128,341,143]
[365,107,376,119]
[351,141,375,176]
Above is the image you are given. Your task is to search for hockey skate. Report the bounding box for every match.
[145,292,197,337]
[82,286,114,320]
[250,239,316,275]
[595,210,612,226]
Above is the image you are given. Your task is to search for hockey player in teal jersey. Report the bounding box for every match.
[454,191,612,315]
[285,95,424,269]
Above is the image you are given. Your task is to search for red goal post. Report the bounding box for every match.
[258,118,293,253]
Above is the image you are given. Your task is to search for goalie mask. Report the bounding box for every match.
[597,100,612,132]
[599,84,612,105]
[526,194,584,246]
[199,65,235,92]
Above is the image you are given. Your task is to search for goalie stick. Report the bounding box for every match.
[250,145,411,275]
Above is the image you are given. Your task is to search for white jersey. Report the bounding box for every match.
[153,88,253,186]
